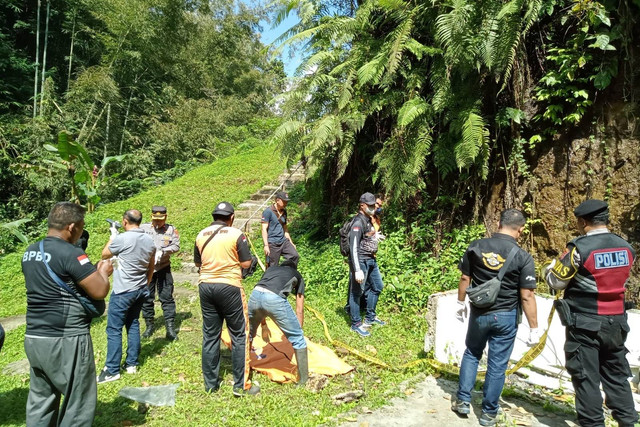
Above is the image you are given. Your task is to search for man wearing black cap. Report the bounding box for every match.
[347,192,386,337]
[261,191,299,268]
[140,205,181,340]
[544,199,637,427]
[194,202,258,396]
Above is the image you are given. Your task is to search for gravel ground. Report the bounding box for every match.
[337,373,579,427]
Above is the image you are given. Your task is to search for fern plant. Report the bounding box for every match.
[271,0,543,201]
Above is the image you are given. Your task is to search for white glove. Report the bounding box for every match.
[455,300,468,322]
[375,231,386,241]
[355,270,365,283]
[155,250,162,264]
[526,328,542,346]
[109,224,119,240]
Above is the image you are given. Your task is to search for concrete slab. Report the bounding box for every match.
[427,290,640,407]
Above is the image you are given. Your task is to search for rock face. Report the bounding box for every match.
[484,133,640,291]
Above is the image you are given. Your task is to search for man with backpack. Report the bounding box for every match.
[451,209,539,426]
[343,192,386,337]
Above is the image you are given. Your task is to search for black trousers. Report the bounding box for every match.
[199,282,251,393]
[266,239,299,268]
[564,313,638,427]
[141,267,175,321]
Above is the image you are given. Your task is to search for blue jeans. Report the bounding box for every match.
[348,258,384,326]
[105,287,149,375]
[457,309,517,414]
[248,289,306,350]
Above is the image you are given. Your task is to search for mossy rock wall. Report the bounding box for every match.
[485,130,640,293]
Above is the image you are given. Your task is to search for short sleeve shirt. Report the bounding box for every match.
[261,206,287,244]
[459,233,537,314]
[194,221,252,287]
[255,265,306,299]
[22,237,98,337]
[109,228,155,294]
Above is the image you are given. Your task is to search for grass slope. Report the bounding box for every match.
[0,144,285,318]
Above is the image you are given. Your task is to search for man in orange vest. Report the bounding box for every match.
[194,202,258,396]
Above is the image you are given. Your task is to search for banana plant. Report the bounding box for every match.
[0,218,31,244]
[44,130,125,212]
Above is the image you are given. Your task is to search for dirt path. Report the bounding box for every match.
[338,374,578,427]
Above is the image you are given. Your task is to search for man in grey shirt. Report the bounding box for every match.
[97,209,155,383]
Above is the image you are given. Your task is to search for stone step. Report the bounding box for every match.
[250,193,272,201]
[238,201,267,209]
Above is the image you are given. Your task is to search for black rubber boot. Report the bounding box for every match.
[165,319,178,341]
[295,348,308,386]
[141,318,155,339]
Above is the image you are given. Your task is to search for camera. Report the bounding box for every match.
[106,219,122,229]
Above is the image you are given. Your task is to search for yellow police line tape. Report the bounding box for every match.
[246,233,558,376]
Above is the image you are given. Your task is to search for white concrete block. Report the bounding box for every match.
[427,290,640,379]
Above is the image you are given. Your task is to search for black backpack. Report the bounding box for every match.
[339,216,362,257]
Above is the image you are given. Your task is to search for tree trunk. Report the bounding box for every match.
[33,0,41,119]
[104,102,111,162]
[67,10,76,92]
[119,91,133,155]
[39,0,51,116]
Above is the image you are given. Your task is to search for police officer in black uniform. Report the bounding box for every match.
[544,199,637,427]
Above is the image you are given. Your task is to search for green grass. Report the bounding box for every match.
[0,144,285,318]
[0,266,425,426]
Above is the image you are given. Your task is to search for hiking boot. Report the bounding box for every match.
[142,318,155,339]
[451,397,470,415]
[363,316,386,327]
[232,384,260,397]
[479,412,497,426]
[350,323,371,337]
[165,319,178,341]
[294,347,309,387]
[124,365,137,374]
[96,367,120,384]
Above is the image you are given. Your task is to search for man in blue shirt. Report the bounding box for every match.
[97,209,156,383]
[261,191,299,268]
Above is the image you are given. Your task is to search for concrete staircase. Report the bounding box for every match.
[234,162,306,234]
[177,162,306,277]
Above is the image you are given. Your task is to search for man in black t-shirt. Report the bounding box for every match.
[451,209,539,427]
[248,260,308,386]
[21,202,112,427]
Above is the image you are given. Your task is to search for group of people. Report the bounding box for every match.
[20,203,180,425]
[451,200,637,427]
[17,193,636,427]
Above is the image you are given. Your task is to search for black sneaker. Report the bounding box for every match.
[96,367,120,384]
[451,397,470,415]
[232,384,260,397]
[479,412,497,426]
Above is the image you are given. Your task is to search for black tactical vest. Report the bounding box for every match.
[565,232,635,315]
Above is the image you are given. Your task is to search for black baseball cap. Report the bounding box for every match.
[359,192,376,205]
[151,205,167,220]
[276,191,290,201]
[574,199,608,218]
[212,201,234,216]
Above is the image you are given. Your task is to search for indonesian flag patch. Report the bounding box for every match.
[352,226,361,232]
[77,254,90,265]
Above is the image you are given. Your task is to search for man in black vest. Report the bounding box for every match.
[544,199,637,427]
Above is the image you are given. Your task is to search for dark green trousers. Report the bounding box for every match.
[24,334,97,427]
